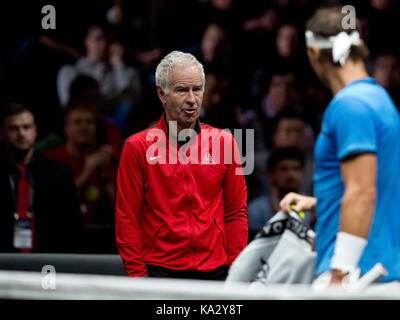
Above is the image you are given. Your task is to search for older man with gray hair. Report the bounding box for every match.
[115,51,248,280]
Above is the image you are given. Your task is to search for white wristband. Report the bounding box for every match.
[330,231,367,273]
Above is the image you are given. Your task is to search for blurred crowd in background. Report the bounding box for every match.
[0,0,400,252]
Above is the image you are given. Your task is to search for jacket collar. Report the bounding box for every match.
[158,112,201,146]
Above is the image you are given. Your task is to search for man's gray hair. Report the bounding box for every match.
[155,51,205,94]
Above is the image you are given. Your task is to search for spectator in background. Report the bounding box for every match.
[240,69,305,201]
[271,110,314,195]
[244,108,315,202]
[371,52,400,109]
[200,67,239,130]
[0,102,83,253]
[239,7,282,103]
[37,74,124,157]
[68,74,123,155]
[45,103,116,229]
[248,147,314,240]
[243,7,281,34]
[241,69,302,152]
[56,24,142,134]
[272,110,307,151]
[199,22,233,70]
[276,23,301,60]
[248,22,310,103]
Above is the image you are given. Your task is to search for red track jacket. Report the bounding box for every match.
[115,115,248,276]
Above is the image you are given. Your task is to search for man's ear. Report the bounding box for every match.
[307,45,321,62]
[156,86,167,106]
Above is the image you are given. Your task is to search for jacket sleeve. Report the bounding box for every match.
[115,140,148,277]
[223,135,249,266]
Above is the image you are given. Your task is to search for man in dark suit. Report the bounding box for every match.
[0,102,83,253]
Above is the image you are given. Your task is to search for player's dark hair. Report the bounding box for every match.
[272,109,305,133]
[267,147,305,172]
[0,102,34,128]
[306,5,369,65]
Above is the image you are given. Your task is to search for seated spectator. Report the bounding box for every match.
[200,67,239,130]
[56,24,142,134]
[275,23,301,60]
[199,22,233,71]
[371,52,400,109]
[270,110,314,195]
[248,147,315,241]
[240,69,308,200]
[241,69,303,151]
[68,74,124,155]
[244,109,315,201]
[44,103,117,230]
[0,102,83,253]
[247,23,310,103]
[272,110,307,151]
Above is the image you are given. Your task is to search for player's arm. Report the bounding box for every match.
[330,153,377,284]
[222,134,249,266]
[115,141,148,277]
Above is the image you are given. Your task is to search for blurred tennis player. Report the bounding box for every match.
[280,6,400,286]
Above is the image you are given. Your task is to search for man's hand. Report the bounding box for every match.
[280,192,317,213]
[329,269,349,286]
[85,145,113,172]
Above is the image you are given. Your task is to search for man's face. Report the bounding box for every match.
[64,108,97,146]
[201,24,224,62]
[276,25,299,58]
[84,27,108,60]
[269,159,304,194]
[157,64,204,131]
[273,118,305,150]
[1,111,37,153]
[268,73,298,112]
[373,55,400,90]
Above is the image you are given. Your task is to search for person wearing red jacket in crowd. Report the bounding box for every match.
[45,103,117,227]
[115,51,248,280]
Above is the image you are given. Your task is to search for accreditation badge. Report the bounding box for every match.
[13,218,33,249]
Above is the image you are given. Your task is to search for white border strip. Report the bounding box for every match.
[0,271,399,300]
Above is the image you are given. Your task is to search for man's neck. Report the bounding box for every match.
[7,148,34,166]
[86,54,103,65]
[326,60,369,96]
[165,114,196,136]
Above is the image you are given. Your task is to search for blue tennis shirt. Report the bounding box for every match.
[313,78,400,281]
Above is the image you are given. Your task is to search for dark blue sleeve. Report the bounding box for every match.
[330,98,377,160]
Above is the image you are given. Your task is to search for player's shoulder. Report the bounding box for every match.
[124,126,159,150]
[328,89,372,119]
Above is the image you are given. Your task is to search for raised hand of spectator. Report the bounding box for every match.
[85,145,113,172]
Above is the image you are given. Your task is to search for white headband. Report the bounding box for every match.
[305,30,360,66]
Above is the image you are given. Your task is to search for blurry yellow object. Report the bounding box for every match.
[290,204,305,220]
[85,185,100,201]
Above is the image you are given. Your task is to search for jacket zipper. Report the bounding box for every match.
[184,157,196,269]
